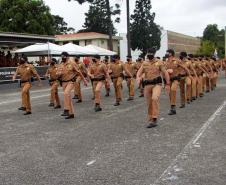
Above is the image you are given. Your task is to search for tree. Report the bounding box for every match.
[53,15,75,34]
[130,0,161,54]
[0,0,74,35]
[198,40,215,56]
[200,24,225,58]
[68,0,120,50]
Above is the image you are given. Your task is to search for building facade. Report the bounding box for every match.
[55,32,122,53]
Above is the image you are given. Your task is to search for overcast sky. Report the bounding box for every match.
[44,0,226,37]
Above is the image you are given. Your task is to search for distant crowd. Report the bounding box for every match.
[0,51,48,68]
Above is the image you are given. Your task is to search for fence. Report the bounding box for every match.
[0,66,48,85]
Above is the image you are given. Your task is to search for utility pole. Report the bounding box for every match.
[106,0,113,51]
[126,0,131,56]
[225,26,226,57]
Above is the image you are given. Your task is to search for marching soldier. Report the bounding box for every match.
[179,52,192,108]
[103,56,111,97]
[73,56,88,103]
[57,52,88,119]
[45,58,61,109]
[165,49,190,115]
[136,48,170,128]
[88,55,110,112]
[124,55,138,101]
[12,56,42,115]
[136,55,145,97]
[109,55,132,106]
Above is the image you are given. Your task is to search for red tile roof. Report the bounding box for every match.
[55,32,107,39]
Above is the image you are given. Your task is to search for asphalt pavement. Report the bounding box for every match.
[0,75,226,185]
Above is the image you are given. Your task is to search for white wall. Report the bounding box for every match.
[119,33,141,62]
[120,30,168,61]
[156,30,168,58]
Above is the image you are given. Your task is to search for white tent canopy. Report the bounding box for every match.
[60,43,97,55]
[14,43,117,56]
[14,43,63,56]
[84,45,117,56]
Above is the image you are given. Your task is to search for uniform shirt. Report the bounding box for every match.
[15,63,38,81]
[124,61,138,77]
[109,61,125,78]
[46,64,58,80]
[89,62,107,78]
[142,58,165,81]
[58,60,79,81]
[165,57,185,77]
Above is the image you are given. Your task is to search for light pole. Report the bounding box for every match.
[225,26,226,57]
[126,0,131,56]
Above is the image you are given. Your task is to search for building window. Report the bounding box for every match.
[73,41,79,45]
[85,40,91,46]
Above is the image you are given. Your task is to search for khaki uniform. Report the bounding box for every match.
[15,64,38,112]
[124,61,137,98]
[179,59,192,105]
[109,61,126,103]
[166,58,187,106]
[46,64,61,107]
[57,61,79,115]
[74,62,87,101]
[204,60,213,92]
[136,61,144,96]
[140,59,165,121]
[89,62,108,105]
[104,61,111,96]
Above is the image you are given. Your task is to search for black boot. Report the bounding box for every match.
[147,118,158,128]
[94,104,102,112]
[76,99,82,103]
[127,97,134,101]
[114,101,120,106]
[65,114,75,119]
[24,111,32,115]
[54,105,61,109]
[73,95,79,99]
[179,104,185,108]
[18,107,26,111]
[61,110,69,117]
[168,105,176,115]
[48,103,54,107]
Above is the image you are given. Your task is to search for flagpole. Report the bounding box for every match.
[126,0,131,56]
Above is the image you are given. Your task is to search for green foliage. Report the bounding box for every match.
[68,0,120,35]
[199,24,225,58]
[53,15,75,34]
[0,0,74,35]
[130,0,161,54]
[198,40,215,56]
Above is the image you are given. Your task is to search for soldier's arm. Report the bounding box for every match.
[12,68,19,81]
[178,63,191,76]
[73,65,88,85]
[123,64,132,77]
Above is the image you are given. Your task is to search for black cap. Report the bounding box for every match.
[126,55,132,59]
[51,58,57,63]
[180,51,187,58]
[147,48,157,55]
[61,52,69,57]
[104,56,109,60]
[93,55,101,59]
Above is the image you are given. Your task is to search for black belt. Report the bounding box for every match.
[49,79,57,83]
[62,76,77,83]
[92,76,105,81]
[21,80,31,83]
[180,74,187,78]
[111,74,124,80]
[142,76,162,87]
[170,76,181,82]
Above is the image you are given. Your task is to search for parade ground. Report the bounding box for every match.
[0,75,226,185]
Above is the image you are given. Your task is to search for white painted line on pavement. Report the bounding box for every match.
[87,160,96,166]
[0,87,92,106]
[151,98,226,185]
